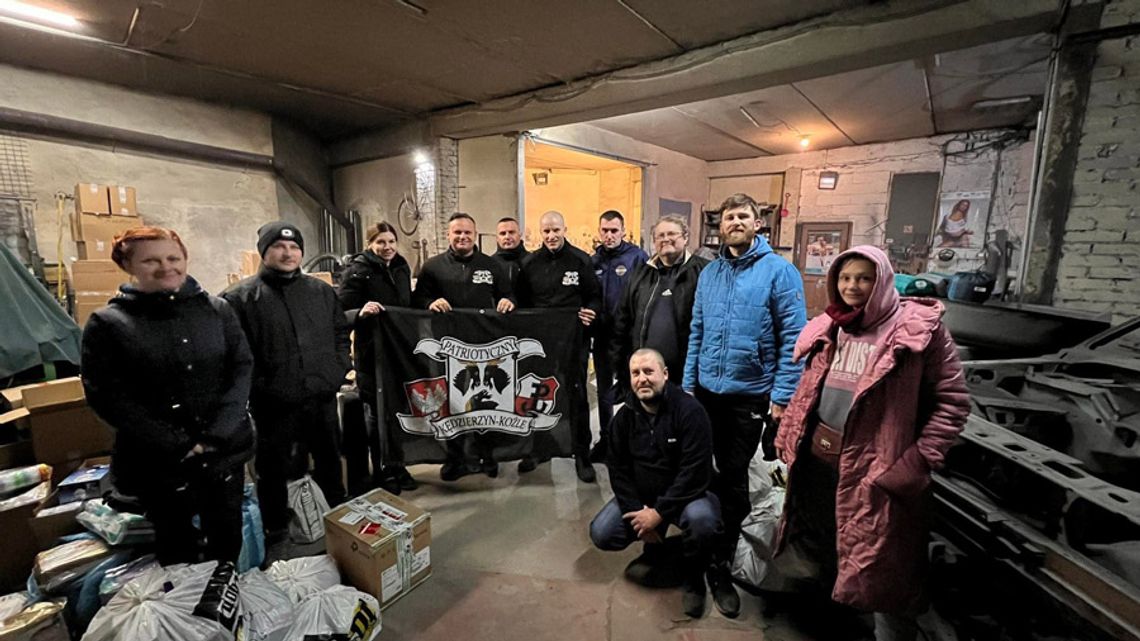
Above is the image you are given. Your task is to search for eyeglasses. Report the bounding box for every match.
[654,231,684,240]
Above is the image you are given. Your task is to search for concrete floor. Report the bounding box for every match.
[278,377,879,640]
[375,458,817,641]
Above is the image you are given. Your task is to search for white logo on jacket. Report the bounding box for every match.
[562,271,579,286]
[472,270,493,285]
[615,265,628,277]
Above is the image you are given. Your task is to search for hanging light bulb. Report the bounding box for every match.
[799,136,811,149]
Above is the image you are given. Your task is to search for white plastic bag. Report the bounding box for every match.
[238,569,295,641]
[287,476,330,544]
[282,586,380,641]
[266,555,340,605]
[82,564,232,641]
[731,449,790,591]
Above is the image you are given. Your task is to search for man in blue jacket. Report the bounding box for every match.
[590,210,647,462]
[683,193,807,618]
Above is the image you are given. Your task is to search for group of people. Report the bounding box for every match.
[77,190,969,641]
[586,194,969,641]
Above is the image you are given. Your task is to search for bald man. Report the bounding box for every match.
[516,210,603,483]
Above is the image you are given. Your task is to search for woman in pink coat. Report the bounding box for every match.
[773,245,969,640]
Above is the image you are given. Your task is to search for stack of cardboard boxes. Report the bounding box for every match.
[70,183,141,326]
[0,378,114,590]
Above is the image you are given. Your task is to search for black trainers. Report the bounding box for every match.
[575,455,597,483]
[588,441,607,464]
[706,563,740,618]
[440,461,474,482]
[681,571,707,618]
[517,456,537,473]
[481,459,499,478]
[394,466,419,491]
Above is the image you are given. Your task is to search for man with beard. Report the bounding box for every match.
[515,210,602,482]
[222,221,351,548]
[590,348,721,618]
[683,193,807,618]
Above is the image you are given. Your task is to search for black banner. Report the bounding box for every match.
[373,308,585,465]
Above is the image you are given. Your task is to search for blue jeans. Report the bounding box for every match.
[589,493,722,556]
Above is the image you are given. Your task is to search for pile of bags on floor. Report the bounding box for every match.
[1,554,379,641]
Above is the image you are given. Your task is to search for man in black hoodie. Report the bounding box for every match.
[589,348,721,618]
[492,217,528,289]
[515,210,602,483]
[222,221,351,541]
[413,213,514,481]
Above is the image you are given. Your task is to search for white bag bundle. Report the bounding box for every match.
[731,450,790,591]
[282,586,380,641]
[81,564,232,641]
[266,555,340,605]
[238,569,295,641]
[287,476,330,544]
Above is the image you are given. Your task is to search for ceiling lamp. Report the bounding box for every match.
[0,0,80,29]
[799,136,811,149]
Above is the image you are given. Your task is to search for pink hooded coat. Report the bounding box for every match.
[773,245,969,614]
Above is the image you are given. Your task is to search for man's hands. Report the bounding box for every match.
[770,403,785,421]
[578,308,597,326]
[623,506,663,543]
[428,298,453,313]
[496,298,515,314]
[430,298,515,313]
[360,301,384,317]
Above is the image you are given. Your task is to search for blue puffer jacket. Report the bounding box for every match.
[682,235,807,405]
[593,241,649,321]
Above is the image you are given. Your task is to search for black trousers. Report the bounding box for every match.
[144,460,244,566]
[592,328,616,442]
[571,350,591,458]
[252,395,346,532]
[344,392,385,494]
[696,388,770,564]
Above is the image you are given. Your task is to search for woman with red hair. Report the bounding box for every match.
[81,226,254,565]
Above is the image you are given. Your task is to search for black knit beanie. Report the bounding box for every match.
[257,221,304,257]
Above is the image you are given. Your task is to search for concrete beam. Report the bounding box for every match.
[326,120,434,169]
[429,0,1067,139]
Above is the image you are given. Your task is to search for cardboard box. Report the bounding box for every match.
[29,491,85,551]
[240,250,261,277]
[74,300,107,328]
[0,499,41,590]
[309,272,334,286]
[74,184,110,216]
[0,439,33,471]
[71,260,126,295]
[74,213,141,261]
[0,379,113,466]
[108,185,138,217]
[325,489,431,609]
[57,461,111,504]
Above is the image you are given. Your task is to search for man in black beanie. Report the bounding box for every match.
[223,221,351,547]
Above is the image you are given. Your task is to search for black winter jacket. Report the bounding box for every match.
[221,267,352,404]
[336,251,412,399]
[493,245,529,291]
[515,241,602,312]
[610,252,709,388]
[337,251,412,313]
[81,277,254,494]
[605,383,713,523]
[412,248,511,309]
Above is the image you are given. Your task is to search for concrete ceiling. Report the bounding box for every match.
[0,0,866,140]
[586,34,1052,160]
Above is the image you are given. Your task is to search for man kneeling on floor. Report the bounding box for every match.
[589,348,723,618]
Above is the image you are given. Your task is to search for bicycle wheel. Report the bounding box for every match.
[397,195,420,236]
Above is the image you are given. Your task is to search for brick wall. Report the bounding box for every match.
[1054,0,1140,322]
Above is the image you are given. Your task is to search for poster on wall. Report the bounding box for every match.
[933,191,990,250]
[804,230,844,275]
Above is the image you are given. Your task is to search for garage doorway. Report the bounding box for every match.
[522,140,643,252]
